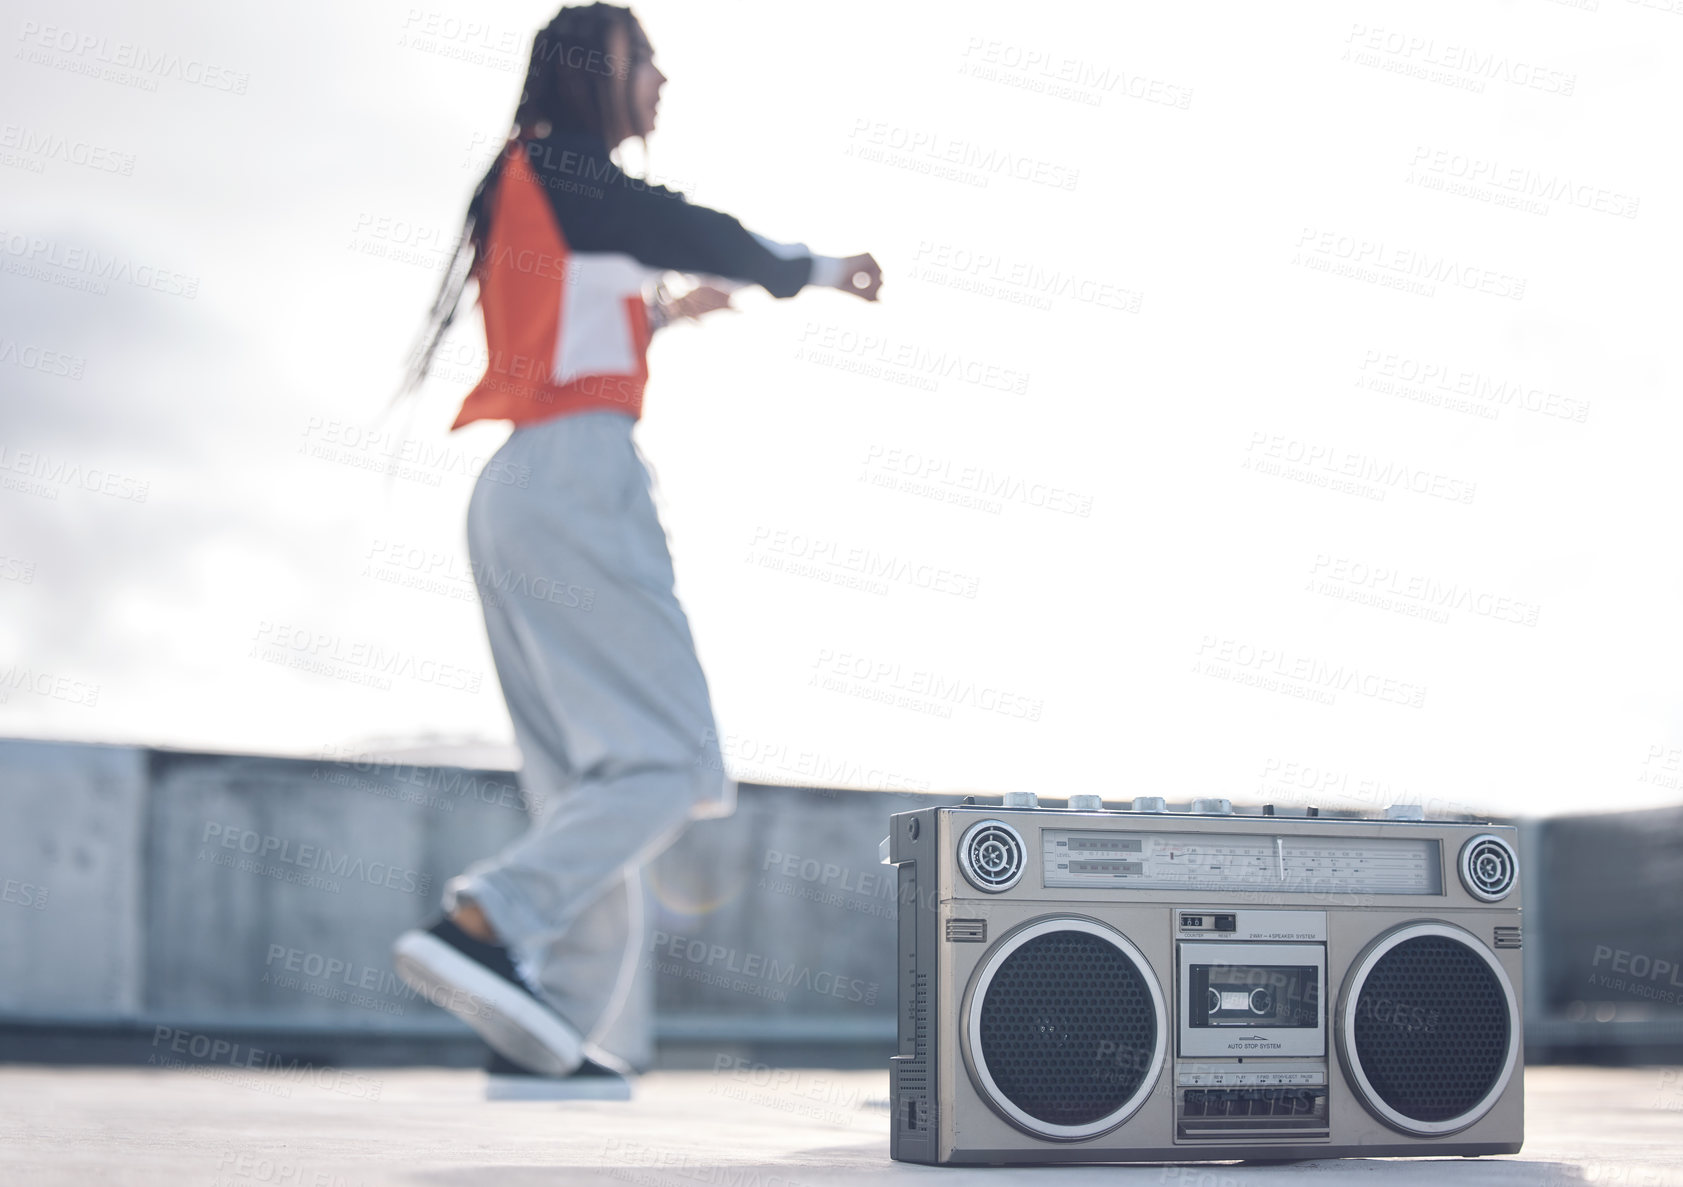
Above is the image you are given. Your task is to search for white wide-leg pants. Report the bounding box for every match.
[444,409,734,1072]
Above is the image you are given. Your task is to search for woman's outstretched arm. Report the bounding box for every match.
[523,132,880,300]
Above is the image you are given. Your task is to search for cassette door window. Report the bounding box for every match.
[1177,941,1326,1059]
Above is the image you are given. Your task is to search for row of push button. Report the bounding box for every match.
[1183,1088,1324,1118]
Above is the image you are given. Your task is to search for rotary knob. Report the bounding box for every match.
[1067,794,1104,811]
[1190,798,1234,815]
[1001,791,1039,809]
[1130,796,1168,813]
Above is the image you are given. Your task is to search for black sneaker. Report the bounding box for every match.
[484,1052,632,1101]
[393,916,584,1077]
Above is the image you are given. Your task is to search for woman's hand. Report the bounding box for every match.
[838,253,882,301]
[666,284,736,321]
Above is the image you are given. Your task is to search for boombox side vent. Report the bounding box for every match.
[896,1069,929,1129]
[891,969,934,1159]
[891,1056,933,1155]
[911,971,929,1055]
[947,919,987,943]
[1493,926,1522,950]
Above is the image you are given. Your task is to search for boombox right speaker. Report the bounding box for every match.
[886,800,1523,1164]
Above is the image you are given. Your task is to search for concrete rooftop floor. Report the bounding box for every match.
[2,1065,1680,1186]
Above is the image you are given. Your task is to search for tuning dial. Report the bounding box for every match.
[1001,791,1039,809]
[1190,798,1234,815]
[1130,796,1168,813]
[1067,794,1104,812]
[1384,804,1425,821]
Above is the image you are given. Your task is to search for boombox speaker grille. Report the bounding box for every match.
[1341,923,1519,1136]
[966,918,1166,1140]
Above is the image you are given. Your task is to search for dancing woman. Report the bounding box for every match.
[390,3,881,1080]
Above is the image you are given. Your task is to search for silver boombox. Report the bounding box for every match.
[884,796,1522,1165]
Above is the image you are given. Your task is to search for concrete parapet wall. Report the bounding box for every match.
[0,739,146,1015]
[0,738,927,1046]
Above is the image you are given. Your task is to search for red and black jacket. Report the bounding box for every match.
[451,130,828,430]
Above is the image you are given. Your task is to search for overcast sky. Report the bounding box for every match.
[2,0,1679,818]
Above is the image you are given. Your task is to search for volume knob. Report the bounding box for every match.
[1191,798,1234,815]
[1002,791,1039,809]
[1067,794,1104,811]
[1130,796,1168,813]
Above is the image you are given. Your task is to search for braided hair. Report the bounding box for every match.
[393,3,650,406]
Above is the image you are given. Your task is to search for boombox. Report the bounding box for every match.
[884,796,1523,1165]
